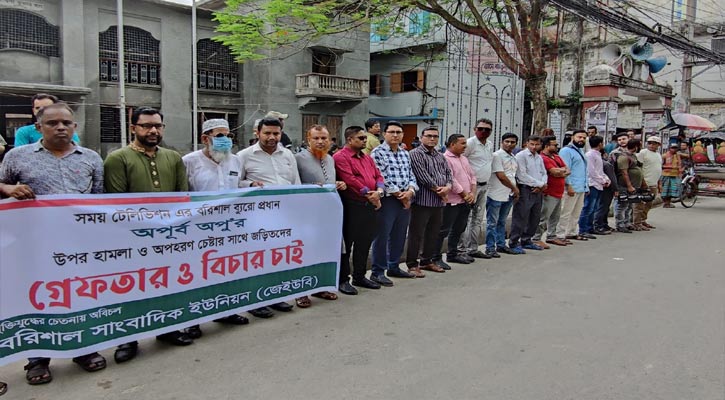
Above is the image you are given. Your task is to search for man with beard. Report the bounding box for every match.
[615,139,647,233]
[265,111,293,149]
[362,118,381,155]
[237,117,300,316]
[593,148,618,234]
[609,132,632,231]
[334,126,385,290]
[405,126,452,277]
[370,121,418,284]
[532,135,570,248]
[104,107,193,364]
[508,135,547,253]
[460,118,494,260]
[485,133,520,257]
[634,136,662,230]
[555,129,589,242]
[294,125,349,299]
[0,103,105,385]
[180,118,250,338]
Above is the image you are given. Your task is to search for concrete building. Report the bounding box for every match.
[0,0,369,156]
[369,12,525,146]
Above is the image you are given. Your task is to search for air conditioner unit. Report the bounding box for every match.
[712,37,725,54]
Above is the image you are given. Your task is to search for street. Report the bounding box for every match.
[2,198,724,400]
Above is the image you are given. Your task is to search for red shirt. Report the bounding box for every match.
[333,146,385,203]
[541,153,566,198]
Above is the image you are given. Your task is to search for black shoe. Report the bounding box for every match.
[114,342,138,363]
[269,302,293,312]
[436,260,452,270]
[485,249,501,258]
[579,233,597,239]
[156,331,193,346]
[370,274,394,287]
[447,255,472,264]
[185,325,202,339]
[338,282,358,295]
[469,250,492,259]
[214,314,250,325]
[616,227,632,233]
[351,277,381,289]
[248,307,275,318]
[497,246,517,255]
[387,268,415,278]
[593,229,611,235]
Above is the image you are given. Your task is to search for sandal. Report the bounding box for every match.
[311,291,338,300]
[24,360,52,385]
[408,267,426,278]
[295,296,312,308]
[0,381,7,396]
[72,352,107,372]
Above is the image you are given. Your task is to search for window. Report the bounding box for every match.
[99,26,160,85]
[100,106,133,143]
[197,39,239,92]
[408,12,430,35]
[196,112,238,144]
[0,9,59,57]
[370,23,389,42]
[302,114,320,136]
[369,75,382,95]
[312,51,336,75]
[390,70,425,93]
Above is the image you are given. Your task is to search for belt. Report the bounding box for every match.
[477,181,487,186]
[519,184,537,190]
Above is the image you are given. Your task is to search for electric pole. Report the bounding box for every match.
[680,0,697,113]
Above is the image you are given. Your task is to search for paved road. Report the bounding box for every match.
[2,198,724,400]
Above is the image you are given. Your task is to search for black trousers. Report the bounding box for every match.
[594,188,615,230]
[341,200,379,282]
[508,185,543,247]
[405,204,443,267]
[433,203,471,260]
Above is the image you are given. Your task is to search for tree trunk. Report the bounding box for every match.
[527,76,548,135]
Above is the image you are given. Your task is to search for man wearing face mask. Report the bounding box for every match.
[181,119,250,337]
[555,129,589,243]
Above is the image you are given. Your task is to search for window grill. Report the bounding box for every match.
[99,26,160,85]
[100,106,133,143]
[197,39,239,92]
[0,9,60,57]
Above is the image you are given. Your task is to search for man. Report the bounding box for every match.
[661,143,682,208]
[411,136,421,149]
[678,141,692,176]
[609,132,631,230]
[0,103,105,384]
[181,118,250,336]
[405,126,452,277]
[460,118,494,260]
[334,126,385,290]
[533,136,570,248]
[584,126,598,152]
[294,125,346,302]
[265,111,293,149]
[615,139,647,233]
[485,133,520,257]
[578,135,610,238]
[594,148,618,234]
[370,121,419,285]
[635,136,663,230]
[14,94,81,146]
[555,129,589,242]
[362,118,381,155]
[104,107,193,363]
[432,134,476,268]
[508,135,547,253]
[237,117,300,314]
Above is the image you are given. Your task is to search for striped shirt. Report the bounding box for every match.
[408,145,452,207]
[371,141,418,194]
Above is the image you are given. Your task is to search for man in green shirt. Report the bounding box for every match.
[615,138,647,233]
[103,107,192,364]
[362,118,381,155]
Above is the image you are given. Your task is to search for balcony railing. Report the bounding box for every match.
[296,73,369,99]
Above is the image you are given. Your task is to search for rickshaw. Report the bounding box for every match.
[680,130,725,208]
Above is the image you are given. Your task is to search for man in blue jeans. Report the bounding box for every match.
[579,135,610,238]
[370,121,419,285]
[485,133,520,258]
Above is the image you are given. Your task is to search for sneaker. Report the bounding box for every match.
[485,249,501,258]
[370,274,394,287]
[522,242,543,251]
[510,246,526,255]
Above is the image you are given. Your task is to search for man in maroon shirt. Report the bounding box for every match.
[532,135,570,247]
[333,126,385,294]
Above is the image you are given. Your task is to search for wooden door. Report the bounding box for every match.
[302,114,320,136]
[402,124,417,149]
[326,115,343,142]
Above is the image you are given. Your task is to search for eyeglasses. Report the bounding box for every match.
[206,133,235,139]
[135,123,165,130]
[423,134,439,139]
[355,136,367,141]
[476,127,492,132]
[385,130,404,135]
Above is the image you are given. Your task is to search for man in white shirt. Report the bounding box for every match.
[577,135,610,238]
[635,136,663,230]
[485,133,520,258]
[508,135,547,253]
[181,118,250,338]
[237,117,301,316]
[460,118,494,259]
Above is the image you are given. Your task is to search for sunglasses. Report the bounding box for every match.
[476,127,492,132]
[355,136,368,141]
